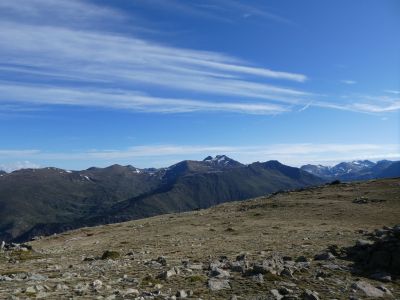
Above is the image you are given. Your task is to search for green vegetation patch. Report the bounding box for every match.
[101,250,120,260]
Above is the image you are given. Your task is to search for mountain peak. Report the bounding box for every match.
[203,155,242,168]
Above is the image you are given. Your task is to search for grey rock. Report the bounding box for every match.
[91,279,103,290]
[124,288,139,296]
[25,286,37,294]
[321,263,342,270]
[270,289,283,300]
[295,256,309,263]
[355,239,374,247]
[230,261,246,273]
[157,256,167,266]
[377,285,393,296]
[208,279,230,291]
[252,254,284,275]
[158,267,179,280]
[176,290,187,298]
[278,287,293,295]
[280,268,295,278]
[28,273,47,281]
[351,281,385,298]
[370,272,392,282]
[209,260,222,269]
[55,284,69,291]
[314,252,335,261]
[74,283,89,296]
[236,253,247,261]
[186,263,203,270]
[210,267,230,278]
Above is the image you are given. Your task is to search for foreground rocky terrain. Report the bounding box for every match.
[0,178,399,299]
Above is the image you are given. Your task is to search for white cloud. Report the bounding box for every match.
[1,144,398,170]
[385,90,400,95]
[0,160,40,172]
[341,80,356,85]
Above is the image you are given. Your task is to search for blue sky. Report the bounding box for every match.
[0,0,399,171]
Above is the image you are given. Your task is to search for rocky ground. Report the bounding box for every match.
[0,178,399,299]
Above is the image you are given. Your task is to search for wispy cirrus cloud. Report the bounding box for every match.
[314,93,400,113]
[0,0,308,116]
[0,0,397,117]
[134,0,293,25]
[0,83,287,115]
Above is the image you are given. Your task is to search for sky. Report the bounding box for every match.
[0,0,399,171]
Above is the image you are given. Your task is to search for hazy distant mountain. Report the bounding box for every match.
[0,156,323,242]
[301,160,399,181]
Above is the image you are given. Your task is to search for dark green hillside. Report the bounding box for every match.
[378,161,400,178]
[0,166,159,241]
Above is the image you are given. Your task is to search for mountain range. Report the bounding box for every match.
[0,156,399,242]
[300,159,400,181]
[0,155,323,242]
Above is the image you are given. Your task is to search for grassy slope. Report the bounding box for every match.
[2,178,398,299]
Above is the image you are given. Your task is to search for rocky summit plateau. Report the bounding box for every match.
[0,178,399,299]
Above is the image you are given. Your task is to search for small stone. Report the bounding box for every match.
[252,273,264,283]
[74,283,89,296]
[355,239,374,247]
[158,268,177,279]
[124,288,139,295]
[270,289,283,300]
[25,286,36,294]
[236,253,247,261]
[157,256,167,266]
[314,252,335,261]
[302,289,320,300]
[278,287,292,295]
[187,263,203,270]
[55,284,69,291]
[92,279,103,290]
[176,290,187,298]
